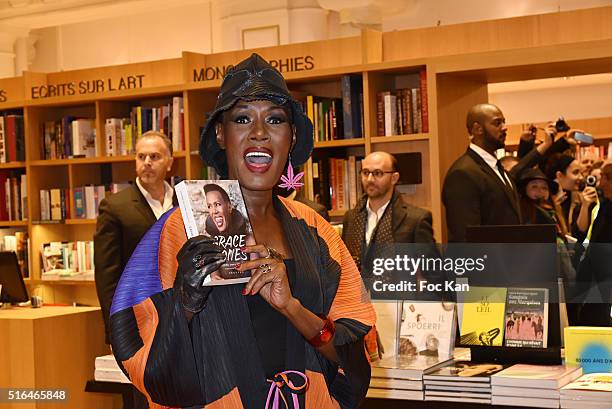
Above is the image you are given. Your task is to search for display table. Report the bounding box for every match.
[0,306,114,409]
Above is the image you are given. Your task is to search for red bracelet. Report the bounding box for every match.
[307,314,335,348]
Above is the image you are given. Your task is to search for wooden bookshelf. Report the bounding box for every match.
[0,161,26,169]
[0,4,610,302]
[370,134,429,144]
[0,220,28,227]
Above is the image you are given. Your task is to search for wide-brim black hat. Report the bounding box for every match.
[517,167,554,191]
[199,53,314,178]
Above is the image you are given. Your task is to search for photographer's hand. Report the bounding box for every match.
[565,129,583,147]
[536,124,556,154]
[520,124,536,144]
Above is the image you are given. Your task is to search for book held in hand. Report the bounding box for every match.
[176,180,256,286]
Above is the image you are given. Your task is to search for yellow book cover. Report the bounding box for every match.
[565,326,612,374]
[460,286,507,347]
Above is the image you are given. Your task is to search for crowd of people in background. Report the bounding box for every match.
[443,104,611,327]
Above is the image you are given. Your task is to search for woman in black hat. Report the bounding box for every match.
[108,53,375,409]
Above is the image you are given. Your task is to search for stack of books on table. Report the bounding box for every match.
[491,364,583,408]
[94,355,131,384]
[423,360,508,404]
[560,373,612,408]
[368,355,453,400]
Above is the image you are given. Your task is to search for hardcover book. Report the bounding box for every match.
[491,364,582,389]
[564,326,612,374]
[459,286,507,346]
[423,360,508,382]
[561,373,612,396]
[175,180,256,286]
[399,301,456,358]
[503,288,549,348]
[371,354,454,380]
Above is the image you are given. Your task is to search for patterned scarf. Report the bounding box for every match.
[344,193,397,287]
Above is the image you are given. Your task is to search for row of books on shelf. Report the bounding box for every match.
[307,155,363,211]
[376,70,429,136]
[371,352,611,407]
[105,97,185,156]
[43,118,97,160]
[0,114,25,163]
[39,182,130,221]
[0,232,29,278]
[0,171,27,221]
[575,142,612,161]
[41,98,185,160]
[303,74,364,142]
[41,241,94,280]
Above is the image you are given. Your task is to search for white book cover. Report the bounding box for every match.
[400,301,456,359]
[371,354,454,380]
[105,118,122,156]
[175,180,256,286]
[492,385,559,399]
[561,373,612,396]
[84,186,96,219]
[95,354,121,370]
[94,368,131,384]
[492,363,582,389]
[172,96,183,152]
[72,119,96,157]
[492,395,558,408]
[369,377,423,391]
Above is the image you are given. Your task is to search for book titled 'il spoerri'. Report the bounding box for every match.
[175,180,256,286]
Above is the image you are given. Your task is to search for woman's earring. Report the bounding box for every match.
[278,154,304,192]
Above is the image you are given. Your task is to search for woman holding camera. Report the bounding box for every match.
[546,153,598,240]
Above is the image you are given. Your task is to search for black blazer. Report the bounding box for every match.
[442,148,521,242]
[94,184,157,343]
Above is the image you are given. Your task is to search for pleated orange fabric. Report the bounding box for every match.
[158,209,187,290]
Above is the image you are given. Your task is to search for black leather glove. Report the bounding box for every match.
[174,235,225,314]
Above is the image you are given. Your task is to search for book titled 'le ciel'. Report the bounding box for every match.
[176,180,256,286]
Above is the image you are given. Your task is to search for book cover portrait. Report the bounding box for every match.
[176,180,256,285]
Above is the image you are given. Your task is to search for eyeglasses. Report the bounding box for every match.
[360,169,395,178]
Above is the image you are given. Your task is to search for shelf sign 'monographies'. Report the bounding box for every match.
[31,74,146,99]
[193,55,315,82]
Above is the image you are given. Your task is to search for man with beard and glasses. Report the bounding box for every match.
[443,104,524,242]
[342,151,436,360]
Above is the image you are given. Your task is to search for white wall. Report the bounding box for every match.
[383,0,612,31]
[490,81,612,124]
[16,0,612,128]
[30,2,212,71]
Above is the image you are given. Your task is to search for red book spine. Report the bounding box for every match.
[420,69,429,133]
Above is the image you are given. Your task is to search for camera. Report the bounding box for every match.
[585,175,598,187]
[528,124,537,137]
[555,117,571,133]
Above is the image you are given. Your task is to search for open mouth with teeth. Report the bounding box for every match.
[214,216,226,229]
[244,149,273,173]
